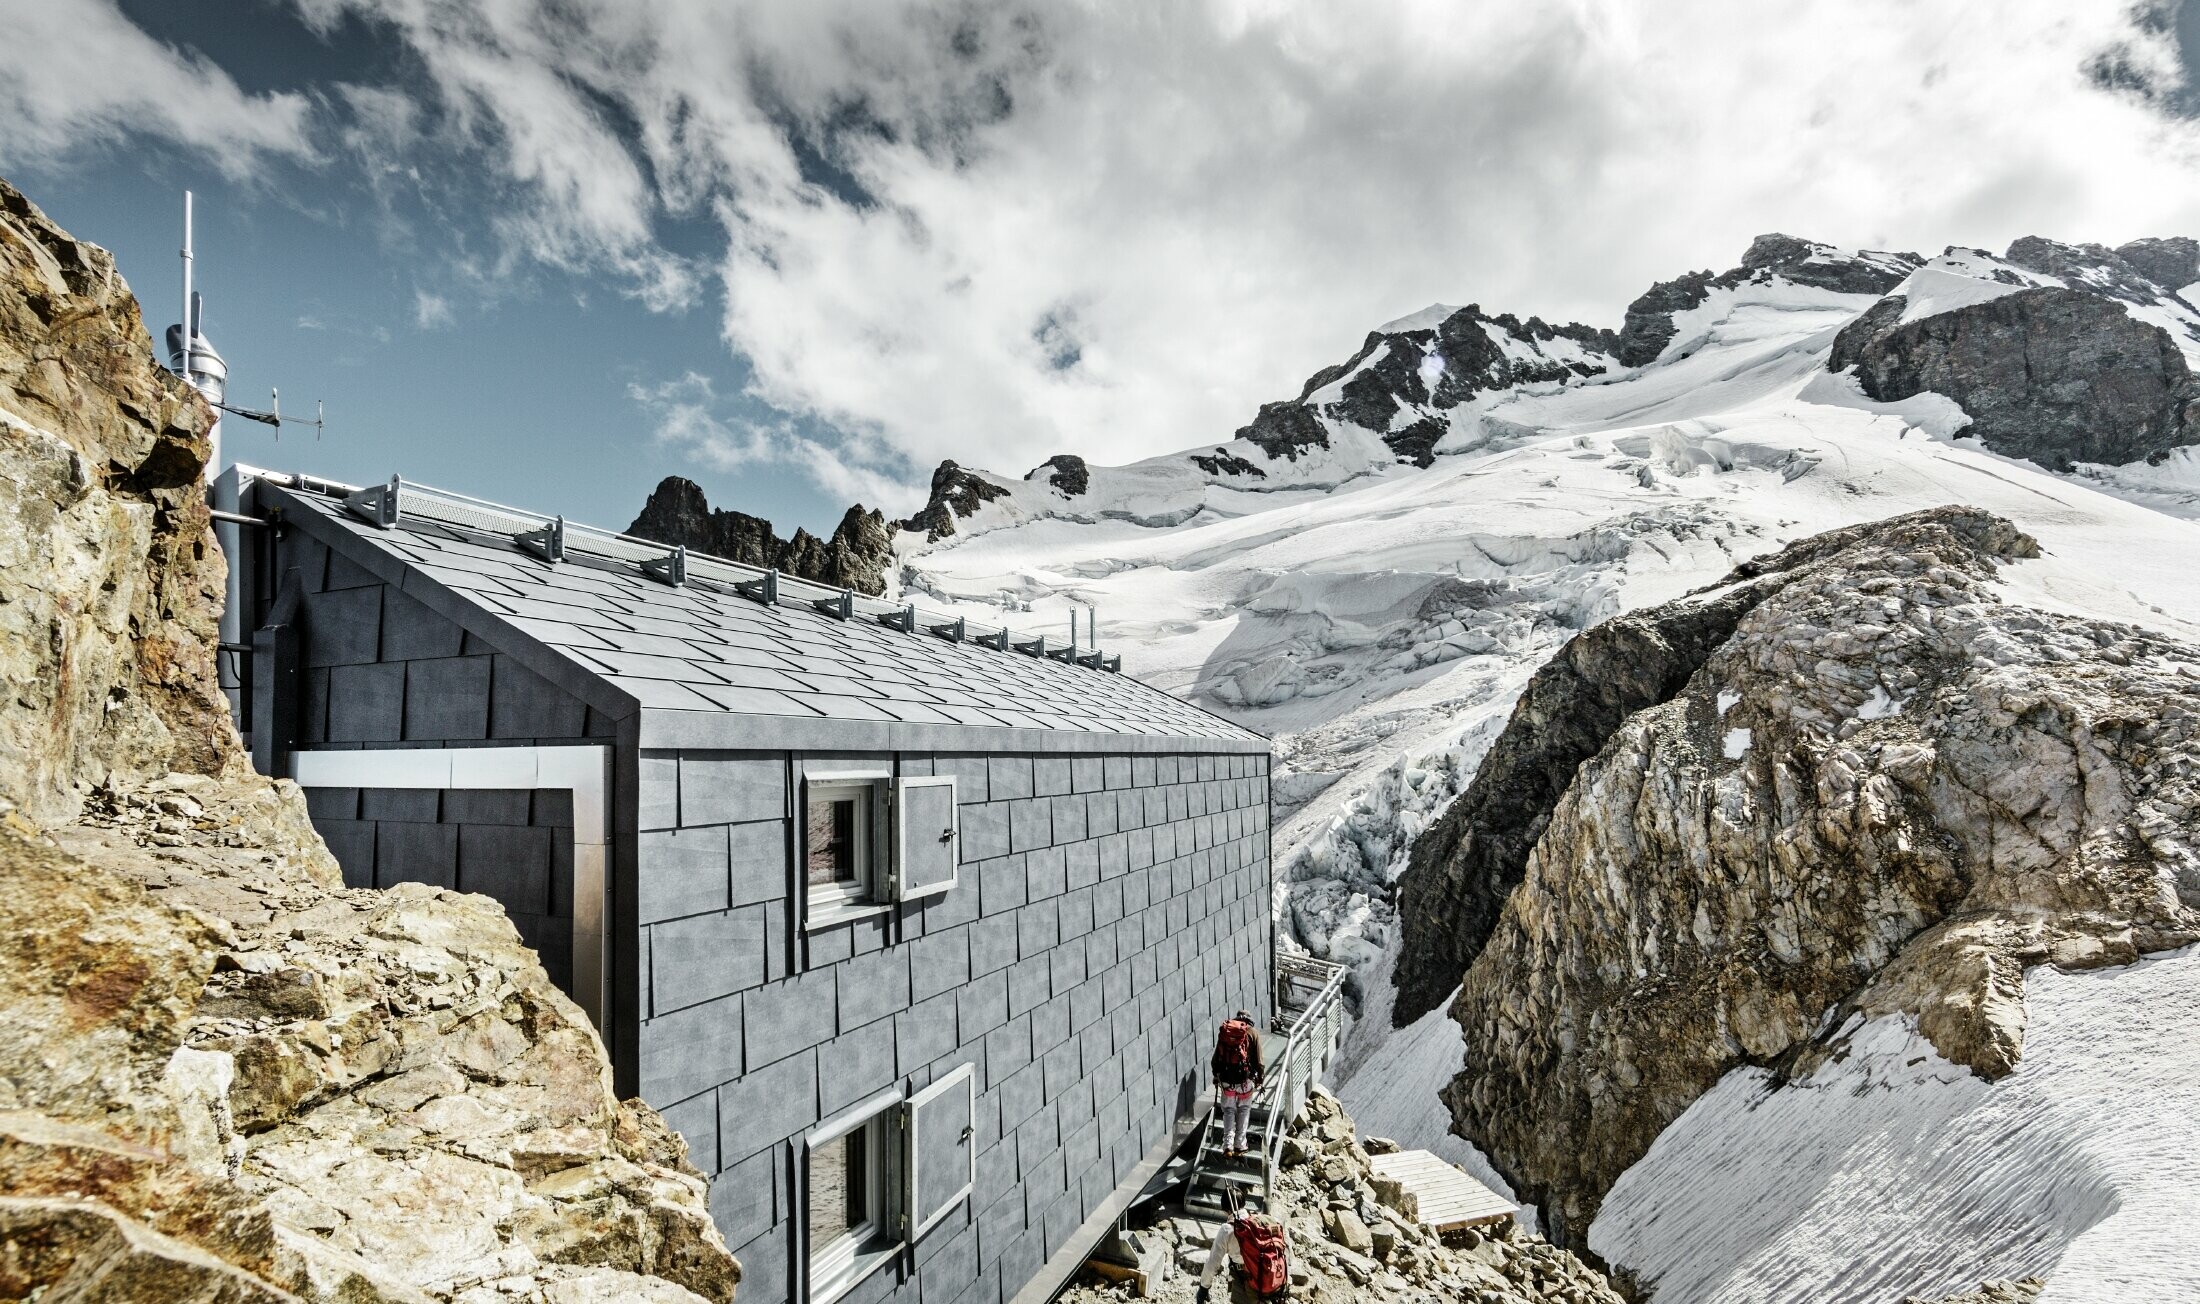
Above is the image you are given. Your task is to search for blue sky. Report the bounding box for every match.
[8,1,856,535]
[4,1,2197,537]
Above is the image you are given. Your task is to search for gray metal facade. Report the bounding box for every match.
[637,745,1270,1304]
[234,473,1273,1304]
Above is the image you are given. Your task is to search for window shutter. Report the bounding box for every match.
[904,1063,976,1241]
[893,776,958,901]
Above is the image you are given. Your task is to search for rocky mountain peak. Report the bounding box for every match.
[2113,235,2200,291]
[904,458,1015,541]
[2004,234,2200,306]
[627,475,893,593]
[1225,301,1618,471]
[1615,234,1920,365]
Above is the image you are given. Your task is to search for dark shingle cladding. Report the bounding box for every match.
[263,481,1261,752]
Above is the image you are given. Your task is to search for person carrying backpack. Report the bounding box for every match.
[1194,1202,1289,1302]
[1211,1010,1265,1158]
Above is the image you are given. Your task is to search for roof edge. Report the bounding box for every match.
[636,707,1270,756]
[259,480,643,724]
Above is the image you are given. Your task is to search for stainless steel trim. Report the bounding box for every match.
[289,745,612,1030]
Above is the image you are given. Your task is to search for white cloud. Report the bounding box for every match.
[289,1,2200,495]
[412,288,454,329]
[630,372,920,511]
[0,0,314,175]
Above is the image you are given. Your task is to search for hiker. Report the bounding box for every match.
[1194,1205,1289,1302]
[1211,1009,1264,1157]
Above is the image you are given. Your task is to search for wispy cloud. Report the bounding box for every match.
[412,288,454,330]
[0,0,313,175]
[630,371,921,512]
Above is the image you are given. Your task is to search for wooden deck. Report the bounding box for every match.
[1368,1149,1518,1233]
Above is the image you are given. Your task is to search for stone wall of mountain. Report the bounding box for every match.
[1392,506,2200,1248]
[0,177,233,825]
[0,174,738,1303]
[1830,238,2200,470]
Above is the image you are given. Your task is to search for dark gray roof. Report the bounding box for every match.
[263,476,1262,750]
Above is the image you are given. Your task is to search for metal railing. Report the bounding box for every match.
[230,465,1123,672]
[1184,952,1349,1214]
[1256,953,1350,1196]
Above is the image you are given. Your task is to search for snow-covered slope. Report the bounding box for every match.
[1589,946,2200,1304]
[885,233,2200,1289]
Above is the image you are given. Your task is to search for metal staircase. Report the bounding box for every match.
[1182,954,1349,1218]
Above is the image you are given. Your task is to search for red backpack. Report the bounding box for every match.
[1232,1213,1288,1297]
[1213,1018,1256,1086]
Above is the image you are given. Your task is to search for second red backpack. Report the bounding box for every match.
[1231,1213,1288,1297]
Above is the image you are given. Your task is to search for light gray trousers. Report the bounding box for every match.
[1220,1086,1256,1151]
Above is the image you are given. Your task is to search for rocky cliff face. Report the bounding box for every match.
[1397,507,2200,1245]
[1830,275,2200,471]
[0,178,232,824]
[0,176,737,1302]
[627,474,893,595]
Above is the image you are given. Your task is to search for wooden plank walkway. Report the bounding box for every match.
[1368,1149,1518,1233]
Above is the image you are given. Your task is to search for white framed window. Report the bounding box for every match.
[800,1066,979,1303]
[805,1088,903,1304]
[802,767,963,929]
[803,768,890,928]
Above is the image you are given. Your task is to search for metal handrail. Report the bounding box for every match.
[1257,954,1348,1195]
[1183,953,1349,1213]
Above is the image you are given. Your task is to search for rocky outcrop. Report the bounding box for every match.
[903,458,1013,541]
[628,475,891,594]
[2110,237,2198,292]
[0,175,738,1302]
[1027,453,1090,497]
[1615,234,1919,366]
[1390,573,1771,1025]
[1829,285,2200,469]
[1190,447,1267,479]
[1904,1281,2045,1304]
[1404,507,2200,1245]
[0,177,231,824]
[5,782,738,1303]
[1058,1090,1622,1304]
[1614,269,1720,367]
[1234,399,1334,462]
